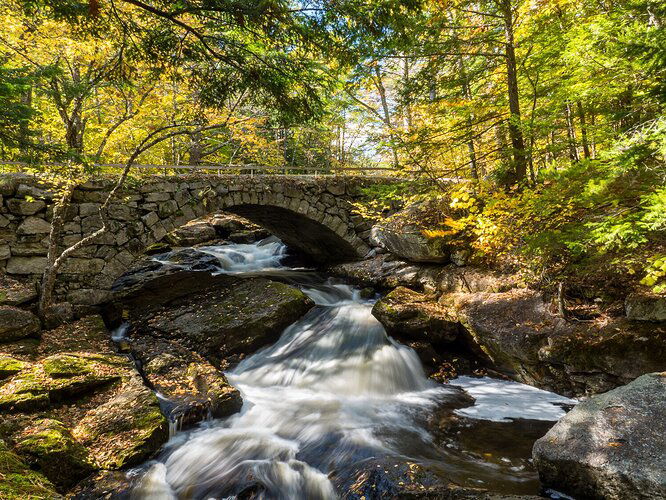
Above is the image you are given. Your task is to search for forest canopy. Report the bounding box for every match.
[0,0,664,298]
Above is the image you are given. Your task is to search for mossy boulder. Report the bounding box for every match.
[372,286,459,345]
[127,277,313,364]
[0,439,62,499]
[42,354,93,378]
[0,306,41,343]
[72,376,168,469]
[14,419,94,489]
[0,355,28,380]
[0,375,49,412]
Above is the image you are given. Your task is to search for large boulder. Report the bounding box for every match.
[625,292,666,321]
[166,220,217,246]
[0,439,63,499]
[126,277,314,365]
[0,306,40,343]
[72,375,168,470]
[533,372,666,499]
[439,289,666,396]
[132,336,242,427]
[372,286,459,345]
[14,418,94,489]
[370,202,461,263]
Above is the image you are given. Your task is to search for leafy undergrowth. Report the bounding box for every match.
[359,156,665,304]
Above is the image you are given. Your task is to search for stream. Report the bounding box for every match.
[130,238,574,499]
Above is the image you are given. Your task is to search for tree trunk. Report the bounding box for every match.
[374,66,399,169]
[498,0,527,183]
[38,184,75,319]
[577,101,591,159]
[565,102,579,162]
[402,56,413,133]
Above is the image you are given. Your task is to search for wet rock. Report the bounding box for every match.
[0,306,40,343]
[132,337,242,427]
[68,470,134,499]
[440,289,666,396]
[14,418,94,489]
[228,228,271,244]
[533,372,666,499]
[166,220,217,246]
[72,375,168,469]
[336,458,539,499]
[625,292,666,321]
[127,278,314,364]
[0,439,63,499]
[372,286,459,345]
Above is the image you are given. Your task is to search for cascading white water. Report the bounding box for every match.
[134,238,575,499]
[134,240,455,499]
[199,236,289,274]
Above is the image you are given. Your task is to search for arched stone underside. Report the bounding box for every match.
[0,173,391,305]
[225,205,360,262]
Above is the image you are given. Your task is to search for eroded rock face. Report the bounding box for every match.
[0,306,40,343]
[132,336,242,426]
[441,290,666,396]
[372,286,459,345]
[533,372,666,500]
[126,277,314,365]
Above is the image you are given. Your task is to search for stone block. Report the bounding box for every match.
[6,256,47,275]
[17,216,51,235]
[144,192,171,202]
[0,244,10,260]
[142,212,159,228]
[78,203,101,217]
[10,241,47,257]
[157,200,178,218]
[61,258,105,274]
[7,198,46,215]
[67,289,114,306]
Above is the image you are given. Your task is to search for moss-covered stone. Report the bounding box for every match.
[128,277,314,363]
[0,439,63,499]
[15,419,94,489]
[0,355,27,380]
[42,354,93,378]
[72,376,168,469]
[0,374,49,412]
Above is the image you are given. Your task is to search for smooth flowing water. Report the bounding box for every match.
[133,239,574,499]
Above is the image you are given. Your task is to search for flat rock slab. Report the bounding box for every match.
[533,372,666,499]
[127,277,314,364]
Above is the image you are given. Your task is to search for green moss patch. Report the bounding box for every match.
[0,440,62,499]
[0,355,27,380]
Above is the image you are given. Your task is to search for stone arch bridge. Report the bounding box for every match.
[0,173,392,306]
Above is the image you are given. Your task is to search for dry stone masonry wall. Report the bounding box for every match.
[0,173,387,306]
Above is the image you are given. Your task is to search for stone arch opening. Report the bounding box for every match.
[223,204,360,263]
